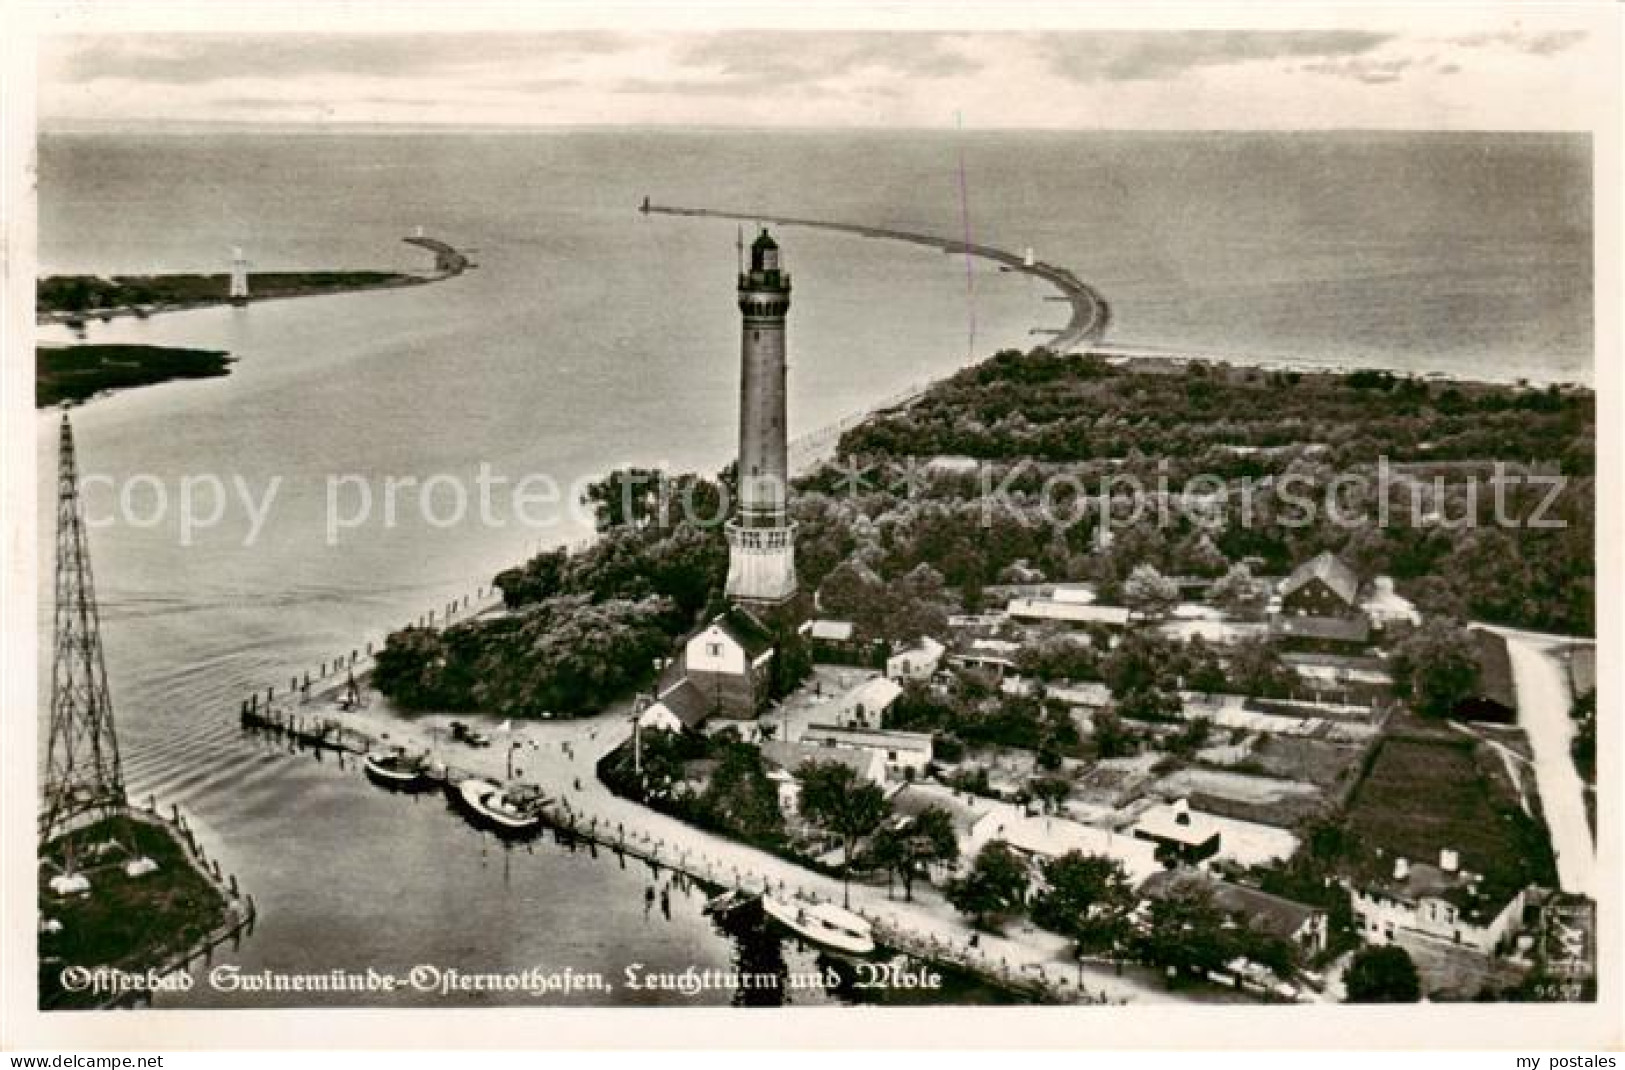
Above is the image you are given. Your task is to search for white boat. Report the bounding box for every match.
[363,748,435,791]
[452,778,547,836]
[762,893,876,955]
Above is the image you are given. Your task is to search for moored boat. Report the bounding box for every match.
[761,893,875,956]
[451,777,548,837]
[362,748,436,792]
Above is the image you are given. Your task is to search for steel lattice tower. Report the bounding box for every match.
[42,412,126,847]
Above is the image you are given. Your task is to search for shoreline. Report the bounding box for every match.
[36,235,473,327]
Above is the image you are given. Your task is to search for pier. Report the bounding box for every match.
[37,234,474,327]
[640,202,1111,351]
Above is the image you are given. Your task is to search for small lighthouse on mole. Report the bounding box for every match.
[725,228,797,607]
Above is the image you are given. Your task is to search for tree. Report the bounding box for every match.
[582,467,667,531]
[868,806,959,901]
[797,760,890,906]
[1135,884,1231,985]
[1031,851,1136,961]
[1090,707,1137,759]
[1392,618,1481,717]
[1122,563,1180,618]
[1344,945,1422,1003]
[699,741,784,843]
[946,840,1030,931]
[492,548,567,609]
[1209,562,1269,618]
[1030,775,1072,815]
[1228,637,1294,699]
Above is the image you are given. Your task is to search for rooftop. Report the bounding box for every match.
[1140,870,1322,941]
[1008,598,1133,626]
[802,723,933,754]
[1280,551,1360,606]
[1467,628,1518,711]
[983,814,1162,884]
[760,740,881,783]
[711,605,776,658]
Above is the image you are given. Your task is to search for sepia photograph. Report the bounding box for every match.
[2,0,1618,1054]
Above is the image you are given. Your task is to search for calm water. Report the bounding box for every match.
[33,130,1592,1007]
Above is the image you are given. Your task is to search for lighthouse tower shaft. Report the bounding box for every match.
[725,230,797,606]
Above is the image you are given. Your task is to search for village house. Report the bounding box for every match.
[683,607,776,721]
[798,618,875,665]
[1131,798,1223,867]
[1140,869,1330,956]
[1269,552,1372,651]
[946,637,1022,680]
[760,740,886,819]
[969,810,1163,885]
[636,677,710,734]
[1455,629,1518,723]
[1007,596,1133,630]
[886,636,946,682]
[799,723,933,780]
[889,782,1006,878]
[1346,850,1531,955]
[1277,551,1361,617]
[833,675,904,728]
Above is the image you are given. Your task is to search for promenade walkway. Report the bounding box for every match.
[328,692,1214,1005]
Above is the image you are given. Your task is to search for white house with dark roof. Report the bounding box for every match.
[636,678,711,733]
[685,606,776,720]
[1346,850,1531,955]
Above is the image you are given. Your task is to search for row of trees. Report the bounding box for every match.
[818,348,1592,636]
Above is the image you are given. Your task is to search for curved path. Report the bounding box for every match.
[641,202,1110,350]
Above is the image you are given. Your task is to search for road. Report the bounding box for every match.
[1488,626,1596,897]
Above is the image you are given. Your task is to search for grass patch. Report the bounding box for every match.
[37,344,233,407]
[39,813,230,1008]
[1345,723,1555,906]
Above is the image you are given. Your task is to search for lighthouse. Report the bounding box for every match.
[229,247,249,305]
[724,228,797,607]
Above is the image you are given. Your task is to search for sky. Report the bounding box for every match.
[30,9,1618,132]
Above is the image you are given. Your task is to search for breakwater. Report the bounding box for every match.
[37,235,473,327]
[640,202,1111,351]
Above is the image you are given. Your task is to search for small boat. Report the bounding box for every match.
[452,778,547,837]
[363,749,435,792]
[762,893,875,956]
[704,888,762,918]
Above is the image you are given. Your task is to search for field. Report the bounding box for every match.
[1344,724,1556,904]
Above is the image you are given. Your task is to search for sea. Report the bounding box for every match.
[32,129,1593,1007]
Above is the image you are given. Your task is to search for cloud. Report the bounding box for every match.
[672,31,982,89]
[1042,31,1392,82]
[48,32,631,87]
[1447,30,1588,55]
